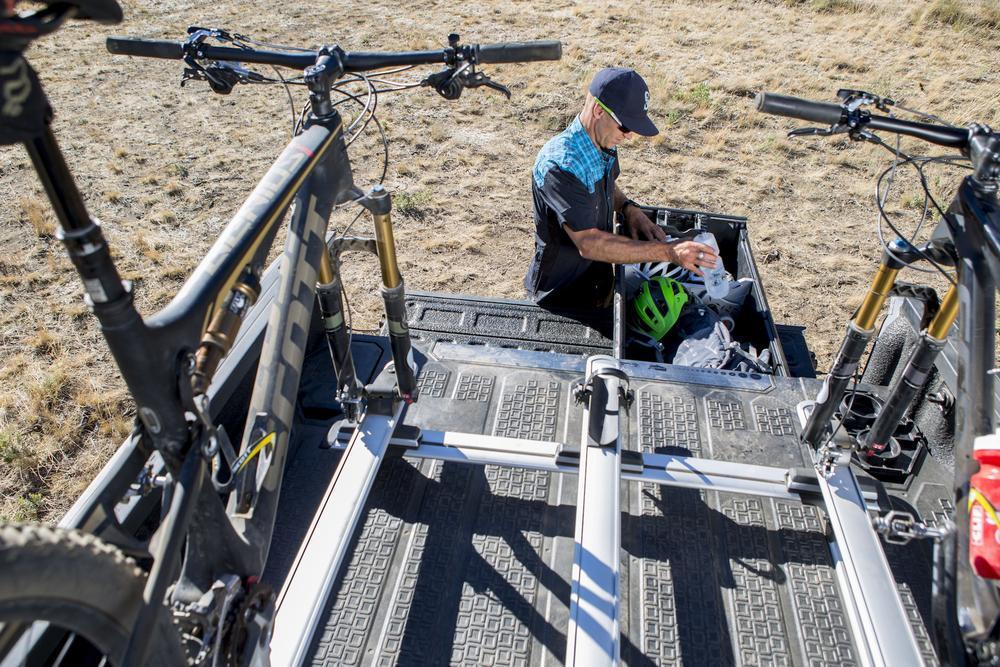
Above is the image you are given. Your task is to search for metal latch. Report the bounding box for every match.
[872,510,952,545]
[817,442,852,479]
[572,367,634,408]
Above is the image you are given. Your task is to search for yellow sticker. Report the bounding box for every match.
[969,487,1000,526]
[236,432,276,472]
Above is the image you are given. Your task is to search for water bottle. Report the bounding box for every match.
[693,232,728,299]
[970,432,1000,579]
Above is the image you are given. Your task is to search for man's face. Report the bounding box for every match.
[595,104,634,150]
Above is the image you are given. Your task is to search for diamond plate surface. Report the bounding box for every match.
[773,501,856,665]
[883,540,939,666]
[637,391,701,454]
[932,496,955,528]
[277,344,954,666]
[418,368,451,399]
[719,495,791,666]
[493,378,561,440]
[708,399,747,431]
[753,405,796,436]
[455,372,495,402]
[377,461,481,665]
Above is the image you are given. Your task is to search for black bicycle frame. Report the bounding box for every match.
[23,76,382,661]
[938,175,1000,658]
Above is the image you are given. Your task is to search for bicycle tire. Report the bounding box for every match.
[0,523,185,666]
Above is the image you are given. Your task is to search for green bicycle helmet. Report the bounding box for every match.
[631,276,689,340]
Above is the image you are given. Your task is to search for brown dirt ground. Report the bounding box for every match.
[1,0,999,521]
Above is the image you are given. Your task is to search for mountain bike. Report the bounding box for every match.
[0,1,560,664]
[756,89,1000,663]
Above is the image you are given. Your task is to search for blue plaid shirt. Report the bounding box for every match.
[525,116,620,298]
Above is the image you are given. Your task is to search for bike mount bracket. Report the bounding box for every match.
[572,366,634,410]
[872,510,952,545]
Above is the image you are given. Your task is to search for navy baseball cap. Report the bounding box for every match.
[588,67,658,137]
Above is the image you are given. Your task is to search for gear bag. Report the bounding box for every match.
[662,301,771,373]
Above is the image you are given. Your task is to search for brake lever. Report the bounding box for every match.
[787,125,849,138]
[181,59,239,94]
[837,88,895,113]
[423,67,511,100]
[181,55,263,95]
[463,70,511,99]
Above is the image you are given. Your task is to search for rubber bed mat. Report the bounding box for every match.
[264,342,950,665]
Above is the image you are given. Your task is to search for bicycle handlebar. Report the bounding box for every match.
[106,37,182,59]
[477,41,561,63]
[754,92,844,125]
[755,91,971,151]
[106,36,562,71]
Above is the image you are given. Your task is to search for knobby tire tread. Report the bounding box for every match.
[0,523,184,666]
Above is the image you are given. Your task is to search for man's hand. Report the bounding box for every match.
[624,205,666,242]
[666,240,718,277]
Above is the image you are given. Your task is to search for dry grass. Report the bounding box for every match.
[920,0,1000,31]
[1,0,997,521]
[19,197,55,238]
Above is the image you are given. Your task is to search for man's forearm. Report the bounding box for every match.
[577,231,675,265]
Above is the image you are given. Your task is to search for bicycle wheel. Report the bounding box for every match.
[0,523,185,666]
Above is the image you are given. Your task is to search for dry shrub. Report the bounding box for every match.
[921,0,1000,31]
[30,328,60,357]
[766,0,870,11]
[0,428,36,472]
[19,197,55,238]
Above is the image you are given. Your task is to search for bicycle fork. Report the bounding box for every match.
[858,284,959,454]
[316,184,418,419]
[801,258,900,448]
[802,237,956,450]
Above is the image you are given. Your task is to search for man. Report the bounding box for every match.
[524,67,717,308]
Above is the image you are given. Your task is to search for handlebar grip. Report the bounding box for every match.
[106,37,184,60]
[476,40,562,64]
[755,92,844,125]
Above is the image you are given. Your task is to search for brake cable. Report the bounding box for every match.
[786,88,968,284]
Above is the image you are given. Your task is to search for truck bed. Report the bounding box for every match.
[263,308,951,665]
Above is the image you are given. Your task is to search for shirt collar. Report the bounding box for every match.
[570,115,617,162]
